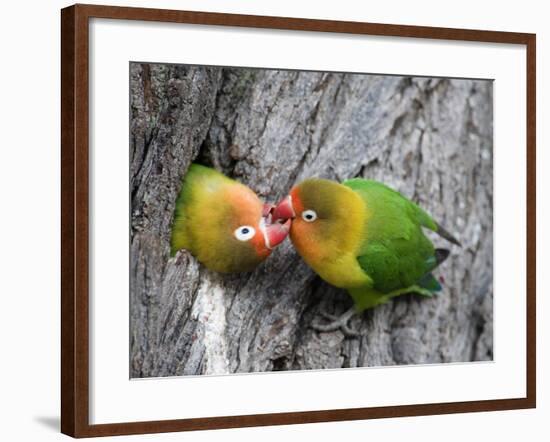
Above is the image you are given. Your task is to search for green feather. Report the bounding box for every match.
[171,163,226,256]
[417,273,442,293]
[342,178,452,310]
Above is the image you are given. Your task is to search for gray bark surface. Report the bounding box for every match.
[129,63,493,377]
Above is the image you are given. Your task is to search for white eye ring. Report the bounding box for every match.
[302,210,318,222]
[234,225,256,241]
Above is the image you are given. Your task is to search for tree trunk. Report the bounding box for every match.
[129,63,493,377]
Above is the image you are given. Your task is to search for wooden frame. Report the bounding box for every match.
[61,3,536,438]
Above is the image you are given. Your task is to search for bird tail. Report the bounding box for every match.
[412,203,461,247]
[418,273,442,292]
[418,248,450,293]
[434,248,450,266]
[435,223,462,247]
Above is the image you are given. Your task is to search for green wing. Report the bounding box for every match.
[344,179,439,294]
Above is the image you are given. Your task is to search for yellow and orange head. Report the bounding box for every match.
[209,183,291,267]
[272,179,366,264]
[171,164,290,273]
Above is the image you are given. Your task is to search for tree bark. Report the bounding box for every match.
[129,63,493,377]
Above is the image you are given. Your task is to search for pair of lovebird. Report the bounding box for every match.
[170,164,460,336]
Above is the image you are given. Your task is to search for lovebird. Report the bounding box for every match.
[170,164,290,273]
[273,177,461,336]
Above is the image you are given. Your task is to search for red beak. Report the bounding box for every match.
[272,196,296,222]
[263,219,291,249]
[262,203,275,218]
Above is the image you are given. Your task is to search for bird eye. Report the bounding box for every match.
[234,225,256,241]
[302,210,317,222]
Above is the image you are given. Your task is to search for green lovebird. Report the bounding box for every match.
[272,177,461,336]
[170,164,290,273]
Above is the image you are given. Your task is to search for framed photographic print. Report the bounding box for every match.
[61,3,536,438]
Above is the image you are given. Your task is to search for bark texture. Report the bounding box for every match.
[129,63,493,377]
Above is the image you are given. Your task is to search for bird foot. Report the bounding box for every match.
[310,307,361,338]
